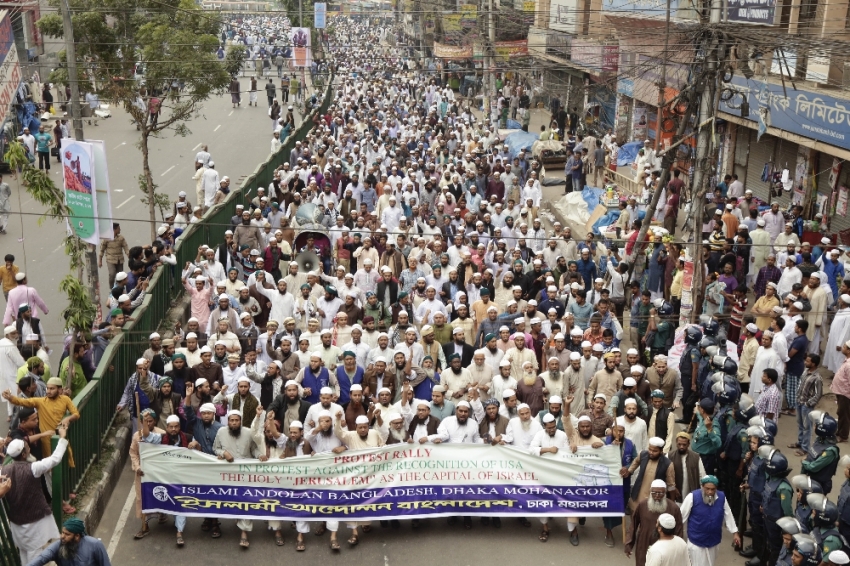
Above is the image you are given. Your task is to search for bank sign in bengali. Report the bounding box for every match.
[140,443,624,520]
[718,75,850,148]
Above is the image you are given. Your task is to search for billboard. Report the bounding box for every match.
[60,138,98,244]
[549,0,579,33]
[314,3,326,28]
[290,27,311,68]
[726,0,777,24]
[0,11,21,127]
[88,140,114,240]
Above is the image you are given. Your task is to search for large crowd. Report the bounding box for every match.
[2,12,850,566]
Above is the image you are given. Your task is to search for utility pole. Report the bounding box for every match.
[60,0,102,322]
[687,0,723,319]
[487,0,495,96]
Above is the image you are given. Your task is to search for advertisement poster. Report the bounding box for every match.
[87,140,114,240]
[290,27,311,68]
[60,138,98,244]
[140,443,624,521]
[632,105,647,141]
[837,186,848,217]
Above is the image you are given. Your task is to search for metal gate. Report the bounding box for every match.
[0,501,21,566]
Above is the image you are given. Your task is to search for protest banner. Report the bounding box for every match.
[140,443,624,520]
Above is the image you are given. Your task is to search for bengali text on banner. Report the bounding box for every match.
[140,443,624,520]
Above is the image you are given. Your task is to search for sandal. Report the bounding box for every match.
[134,526,150,540]
[330,538,340,551]
[539,529,549,542]
[176,534,184,547]
[362,525,372,533]
[347,535,359,546]
[315,524,327,536]
[795,450,807,457]
[239,536,250,549]
[296,537,306,551]
[201,519,212,532]
[275,532,285,546]
[211,524,222,539]
[158,514,169,524]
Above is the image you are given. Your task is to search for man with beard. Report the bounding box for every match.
[334,411,385,545]
[587,353,624,405]
[267,379,311,431]
[136,414,191,545]
[645,355,682,410]
[130,409,165,540]
[516,360,545,415]
[680,475,742,566]
[533,413,570,541]
[213,410,259,548]
[468,349,494,399]
[504,402,543,449]
[562,352,586,417]
[236,311,259,357]
[364,356,395,400]
[645,389,676,452]
[366,333,395,368]
[561,414,605,544]
[476,395,509,446]
[266,335,300,381]
[384,413,409,445]
[490,359,518,404]
[504,332,537,378]
[609,377,649,418]
[668,432,706,504]
[141,375,182,429]
[213,376,260,428]
[537,395,573,431]
[626,437,677,509]
[625,481,684,566]
[430,385,456,421]
[28,517,110,566]
[3,421,68,563]
[342,384,372,430]
[440,352,474,400]
[189,346,224,392]
[482,332,505,372]
[294,352,330,404]
[305,386,344,430]
[618,397,649,453]
[443,326,475,367]
[165,352,190,397]
[539,357,565,403]
[408,398,441,444]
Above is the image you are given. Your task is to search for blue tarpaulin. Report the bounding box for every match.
[592,210,621,235]
[506,119,521,129]
[617,141,643,167]
[582,186,606,212]
[504,131,539,161]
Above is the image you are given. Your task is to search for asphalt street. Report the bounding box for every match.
[0,77,295,431]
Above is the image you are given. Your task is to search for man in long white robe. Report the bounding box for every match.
[503,403,543,448]
[825,295,850,372]
[748,331,782,405]
[646,513,692,566]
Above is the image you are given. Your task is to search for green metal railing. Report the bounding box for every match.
[0,501,21,566]
[36,78,336,529]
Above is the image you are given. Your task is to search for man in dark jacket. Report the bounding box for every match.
[265,379,310,430]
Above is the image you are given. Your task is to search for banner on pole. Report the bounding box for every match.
[60,138,98,244]
[140,443,624,520]
[314,3,326,28]
[290,27,312,68]
[87,140,114,240]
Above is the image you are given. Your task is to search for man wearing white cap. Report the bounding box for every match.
[503,402,543,449]
[212,409,259,547]
[562,352,587,416]
[3,272,48,326]
[802,270,828,353]
[626,479,683,566]
[0,323,24,416]
[531,411,571,542]
[647,512,689,566]
[3,422,67,563]
[559,413,605,544]
[213,375,260,428]
[618,398,649,453]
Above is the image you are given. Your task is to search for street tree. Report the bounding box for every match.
[38,0,244,240]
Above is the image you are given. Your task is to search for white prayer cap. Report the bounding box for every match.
[499,359,512,367]
[199,346,212,354]
[624,398,637,406]
[416,400,430,408]
[547,285,558,293]
[746,323,759,333]
[594,393,607,400]
[570,328,583,337]
[452,327,464,335]
[149,332,160,339]
[627,348,639,355]
[593,344,604,352]
[166,415,181,425]
[227,409,242,419]
[542,413,556,423]
[378,387,392,394]
[309,352,322,360]
[649,437,665,448]
[199,403,216,414]
[6,439,25,458]
[290,420,304,429]
[654,354,667,362]
[658,513,676,529]
[318,410,332,419]
[809,272,821,279]
[284,379,298,388]
[514,317,525,325]
[631,365,645,374]
[581,340,592,348]
[569,352,581,360]
[549,395,562,405]
[237,376,251,384]
[456,400,471,409]
[500,325,511,332]
[374,356,387,364]
[651,479,667,489]
[355,415,370,425]
[502,389,516,398]
[350,384,363,392]
[554,333,565,340]
[577,415,591,423]
[320,387,334,395]
[136,358,147,366]
[517,402,530,410]
[623,377,637,387]
[830,551,850,565]
[841,294,850,304]
[793,301,804,310]
[194,378,208,387]
[757,218,765,226]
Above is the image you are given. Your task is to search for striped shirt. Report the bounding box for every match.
[755,382,782,418]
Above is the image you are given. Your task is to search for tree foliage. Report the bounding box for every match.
[37,0,244,239]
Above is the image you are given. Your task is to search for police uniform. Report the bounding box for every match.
[761,475,794,566]
[720,419,749,520]
[802,440,840,494]
[838,477,850,541]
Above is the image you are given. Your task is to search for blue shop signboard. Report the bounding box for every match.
[718,75,850,149]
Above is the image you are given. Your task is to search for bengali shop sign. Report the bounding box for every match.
[140,443,623,520]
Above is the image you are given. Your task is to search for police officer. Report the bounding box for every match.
[740,422,776,566]
[807,493,848,564]
[790,474,822,531]
[762,449,794,566]
[775,517,807,566]
[801,411,841,495]
[791,534,823,566]
[720,393,754,524]
[837,455,850,541]
[679,326,702,424]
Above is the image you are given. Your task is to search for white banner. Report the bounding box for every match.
[87,140,114,240]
